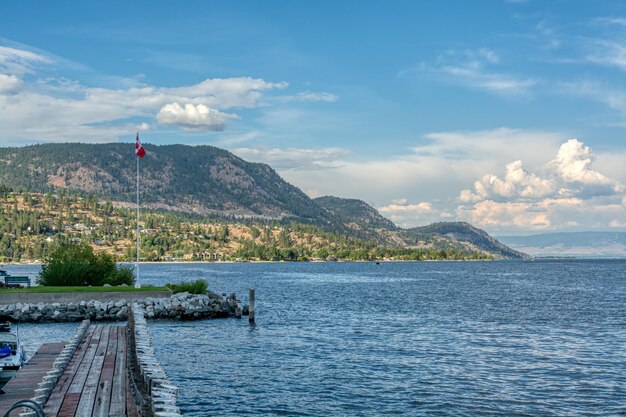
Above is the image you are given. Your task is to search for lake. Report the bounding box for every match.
[7,260,626,416]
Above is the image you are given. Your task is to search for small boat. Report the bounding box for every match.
[0,315,26,386]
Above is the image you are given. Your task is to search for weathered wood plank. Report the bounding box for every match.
[74,325,112,417]
[92,326,118,417]
[56,392,80,417]
[108,326,128,417]
[45,325,100,417]
[56,325,106,417]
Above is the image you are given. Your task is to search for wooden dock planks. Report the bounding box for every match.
[0,342,65,417]
[44,324,135,417]
[45,325,98,416]
[108,326,128,417]
[92,326,117,417]
[74,327,109,417]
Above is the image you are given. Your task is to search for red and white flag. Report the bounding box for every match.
[135,133,145,158]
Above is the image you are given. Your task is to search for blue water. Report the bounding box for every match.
[8,260,626,416]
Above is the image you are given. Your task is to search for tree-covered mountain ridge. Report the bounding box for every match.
[0,143,525,259]
[0,143,326,220]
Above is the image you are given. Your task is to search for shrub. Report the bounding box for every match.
[38,244,135,287]
[166,279,208,295]
[104,267,135,286]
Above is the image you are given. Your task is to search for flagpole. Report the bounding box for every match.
[135,148,140,288]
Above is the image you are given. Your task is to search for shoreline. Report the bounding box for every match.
[2,258,519,266]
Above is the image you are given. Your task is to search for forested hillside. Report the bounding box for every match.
[404,222,527,259]
[0,191,502,262]
[0,143,330,221]
[0,143,525,260]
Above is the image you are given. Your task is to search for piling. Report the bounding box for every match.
[249,288,255,323]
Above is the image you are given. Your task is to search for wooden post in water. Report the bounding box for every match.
[249,288,255,323]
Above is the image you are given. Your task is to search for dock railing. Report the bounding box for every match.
[128,303,182,417]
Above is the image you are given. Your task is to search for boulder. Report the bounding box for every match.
[117,307,128,319]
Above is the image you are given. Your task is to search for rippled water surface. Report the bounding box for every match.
[8,260,626,416]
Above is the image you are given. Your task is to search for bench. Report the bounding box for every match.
[3,276,31,288]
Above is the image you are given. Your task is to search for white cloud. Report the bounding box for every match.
[0,75,288,142]
[391,198,408,205]
[156,102,238,131]
[0,44,309,142]
[81,77,286,113]
[559,80,626,115]
[378,201,451,228]
[0,74,22,94]
[278,91,338,103]
[261,128,565,206]
[585,39,626,72]
[239,130,625,232]
[442,65,536,94]
[409,48,538,96]
[456,198,583,231]
[0,45,51,74]
[231,147,350,170]
[0,43,345,142]
[417,127,562,165]
[460,139,623,203]
[549,139,623,193]
[462,160,556,202]
[137,122,151,131]
[379,201,433,214]
[594,17,626,27]
[455,139,625,231]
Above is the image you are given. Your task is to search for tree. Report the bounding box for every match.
[218,225,229,242]
[38,243,135,286]
[278,229,291,247]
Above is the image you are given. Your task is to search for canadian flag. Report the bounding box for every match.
[135,133,145,158]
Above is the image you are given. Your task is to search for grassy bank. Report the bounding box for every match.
[0,286,168,294]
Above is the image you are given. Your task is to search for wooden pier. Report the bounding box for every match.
[0,309,182,417]
[0,342,65,416]
[44,324,137,417]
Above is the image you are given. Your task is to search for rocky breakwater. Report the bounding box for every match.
[0,291,244,323]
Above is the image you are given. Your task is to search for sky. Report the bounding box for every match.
[1,0,625,235]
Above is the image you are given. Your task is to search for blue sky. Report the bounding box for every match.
[1,0,625,233]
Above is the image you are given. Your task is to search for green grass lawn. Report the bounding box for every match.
[0,286,169,293]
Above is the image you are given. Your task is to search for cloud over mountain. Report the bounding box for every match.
[456,139,625,231]
[460,139,623,203]
[156,103,238,131]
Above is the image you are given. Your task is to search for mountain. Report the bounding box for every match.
[313,196,404,246]
[0,143,525,259]
[402,222,528,259]
[498,232,626,258]
[314,196,397,230]
[0,143,330,222]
